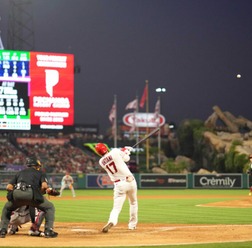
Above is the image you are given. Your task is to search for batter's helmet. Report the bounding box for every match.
[26,157,42,167]
[95,143,108,156]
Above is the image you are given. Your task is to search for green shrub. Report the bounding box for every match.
[162,158,188,173]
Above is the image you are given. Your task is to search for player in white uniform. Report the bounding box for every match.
[95,143,138,233]
[59,172,76,197]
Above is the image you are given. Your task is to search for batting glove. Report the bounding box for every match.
[124,146,134,152]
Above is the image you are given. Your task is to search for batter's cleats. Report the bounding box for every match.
[102,222,113,233]
[128,226,136,230]
[0,228,7,238]
[44,229,58,238]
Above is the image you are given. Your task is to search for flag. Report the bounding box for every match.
[109,103,116,123]
[125,99,137,110]
[139,85,147,108]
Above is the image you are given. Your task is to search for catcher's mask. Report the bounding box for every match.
[26,157,42,169]
[95,143,108,156]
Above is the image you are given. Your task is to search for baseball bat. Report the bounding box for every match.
[132,127,160,148]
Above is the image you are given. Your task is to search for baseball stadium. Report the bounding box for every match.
[1,188,252,247]
[1,1,252,247]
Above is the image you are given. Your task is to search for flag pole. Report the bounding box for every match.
[136,95,139,165]
[114,94,117,148]
[155,87,166,165]
[145,80,150,171]
[157,96,161,165]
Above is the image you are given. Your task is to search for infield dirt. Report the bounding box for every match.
[0,196,252,246]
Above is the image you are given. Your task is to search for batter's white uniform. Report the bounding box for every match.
[99,147,138,229]
[59,174,76,197]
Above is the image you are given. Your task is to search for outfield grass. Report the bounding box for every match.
[0,189,252,247]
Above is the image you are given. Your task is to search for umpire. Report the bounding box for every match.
[0,157,58,238]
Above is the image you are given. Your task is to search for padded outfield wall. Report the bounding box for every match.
[0,172,250,189]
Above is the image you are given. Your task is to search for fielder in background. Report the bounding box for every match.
[95,143,138,233]
[59,172,76,197]
[247,154,252,196]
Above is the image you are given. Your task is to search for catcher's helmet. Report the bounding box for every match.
[26,157,42,167]
[95,143,108,156]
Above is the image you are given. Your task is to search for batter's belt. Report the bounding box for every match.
[114,176,134,183]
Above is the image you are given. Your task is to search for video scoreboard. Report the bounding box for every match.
[0,50,74,131]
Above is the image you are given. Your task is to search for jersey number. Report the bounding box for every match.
[106,162,118,174]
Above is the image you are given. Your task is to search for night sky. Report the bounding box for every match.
[0,0,252,133]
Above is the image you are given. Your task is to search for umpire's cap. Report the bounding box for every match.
[26,157,42,167]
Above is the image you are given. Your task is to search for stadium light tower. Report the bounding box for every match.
[7,0,35,51]
[155,87,166,165]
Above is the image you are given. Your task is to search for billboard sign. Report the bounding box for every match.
[30,52,74,129]
[193,174,242,188]
[140,174,187,188]
[123,112,165,128]
[0,50,74,131]
[86,174,114,189]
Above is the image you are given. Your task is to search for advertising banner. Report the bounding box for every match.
[193,174,242,188]
[123,112,165,128]
[17,137,69,145]
[30,52,74,128]
[140,174,187,188]
[86,174,114,189]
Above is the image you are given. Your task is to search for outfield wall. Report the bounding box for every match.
[0,172,251,189]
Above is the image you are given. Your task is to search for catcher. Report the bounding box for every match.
[8,187,60,236]
[0,156,60,238]
[59,172,76,197]
[8,206,45,236]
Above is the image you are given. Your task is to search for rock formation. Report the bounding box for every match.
[204,105,252,157]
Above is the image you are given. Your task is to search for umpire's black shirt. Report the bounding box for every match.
[10,167,47,188]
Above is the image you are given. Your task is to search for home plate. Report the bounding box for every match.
[71,228,95,232]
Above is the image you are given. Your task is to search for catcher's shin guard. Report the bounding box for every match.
[35,210,45,228]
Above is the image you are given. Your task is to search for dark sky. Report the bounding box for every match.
[1,0,252,133]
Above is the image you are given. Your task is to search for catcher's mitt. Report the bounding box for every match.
[46,188,60,196]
